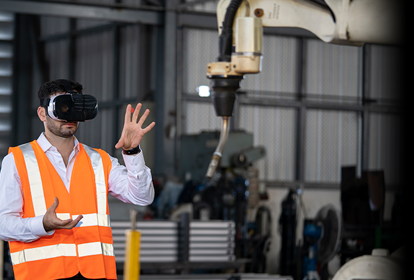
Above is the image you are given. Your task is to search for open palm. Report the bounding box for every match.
[115,103,155,151]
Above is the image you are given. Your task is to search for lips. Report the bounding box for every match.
[63,122,77,127]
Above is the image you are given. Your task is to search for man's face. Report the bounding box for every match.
[45,114,79,138]
[43,92,79,138]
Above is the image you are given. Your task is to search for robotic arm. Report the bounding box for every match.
[216,0,402,46]
[205,0,402,178]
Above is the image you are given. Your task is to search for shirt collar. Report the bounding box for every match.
[37,132,80,153]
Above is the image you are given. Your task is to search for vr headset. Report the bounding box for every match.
[40,79,98,122]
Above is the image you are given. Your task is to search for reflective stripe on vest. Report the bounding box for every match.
[78,242,114,258]
[10,242,114,265]
[82,144,107,216]
[19,143,47,216]
[57,213,110,227]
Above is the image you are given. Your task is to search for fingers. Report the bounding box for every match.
[72,215,83,224]
[125,103,152,127]
[43,197,84,231]
[115,138,124,149]
[48,214,83,230]
[132,103,142,124]
[143,121,156,133]
[124,104,132,125]
[116,103,154,150]
[49,197,59,213]
[54,218,74,227]
[137,109,150,127]
[59,215,83,229]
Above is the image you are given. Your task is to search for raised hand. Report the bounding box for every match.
[42,197,83,232]
[115,103,155,150]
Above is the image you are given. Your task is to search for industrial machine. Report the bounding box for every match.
[278,189,297,276]
[301,205,342,280]
[180,130,265,182]
[204,0,402,177]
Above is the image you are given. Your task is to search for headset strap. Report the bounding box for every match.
[39,98,50,107]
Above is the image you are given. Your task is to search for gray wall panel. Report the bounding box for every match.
[368,44,403,103]
[185,101,221,134]
[0,76,11,95]
[0,58,12,76]
[75,30,114,102]
[183,28,217,94]
[45,39,69,82]
[239,105,296,181]
[304,39,360,98]
[40,17,69,37]
[305,110,358,182]
[0,21,14,40]
[119,25,145,100]
[368,113,403,186]
[0,42,12,58]
[74,30,115,150]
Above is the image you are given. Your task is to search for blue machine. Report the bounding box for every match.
[302,205,342,280]
[303,223,323,280]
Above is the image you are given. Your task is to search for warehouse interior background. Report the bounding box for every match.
[0,0,410,279]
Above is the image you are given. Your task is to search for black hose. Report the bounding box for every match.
[217,0,244,62]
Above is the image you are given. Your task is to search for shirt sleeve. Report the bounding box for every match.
[0,153,53,242]
[107,149,154,205]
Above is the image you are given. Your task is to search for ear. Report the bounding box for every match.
[37,106,47,122]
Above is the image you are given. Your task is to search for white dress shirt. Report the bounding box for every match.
[0,133,154,242]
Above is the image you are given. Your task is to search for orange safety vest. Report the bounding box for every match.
[8,140,117,280]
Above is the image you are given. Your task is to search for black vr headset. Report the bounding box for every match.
[40,79,98,122]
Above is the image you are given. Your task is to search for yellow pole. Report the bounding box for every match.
[124,210,141,280]
[123,229,141,280]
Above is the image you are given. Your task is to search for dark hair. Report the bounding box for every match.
[37,79,83,102]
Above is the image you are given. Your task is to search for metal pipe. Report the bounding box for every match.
[205,116,229,178]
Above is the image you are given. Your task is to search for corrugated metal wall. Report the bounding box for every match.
[303,40,360,183]
[0,12,13,164]
[305,110,358,182]
[74,30,115,152]
[368,113,403,185]
[368,44,403,103]
[240,106,297,181]
[304,40,360,97]
[366,44,404,186]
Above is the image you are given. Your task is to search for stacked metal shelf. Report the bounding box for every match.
[189,221,235,262]
[111,220,235,263]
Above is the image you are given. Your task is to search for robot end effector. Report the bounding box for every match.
[205,0,263,178]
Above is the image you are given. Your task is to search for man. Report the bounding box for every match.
[0,79,156,280]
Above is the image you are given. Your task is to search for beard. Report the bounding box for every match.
[45,115,79,138]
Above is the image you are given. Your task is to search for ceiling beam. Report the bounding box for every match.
[0,0,164,25]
